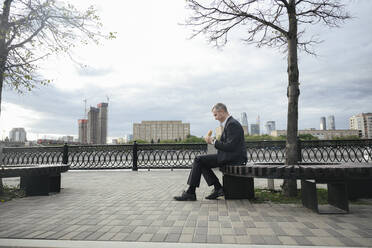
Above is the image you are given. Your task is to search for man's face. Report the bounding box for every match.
[212,109,227,123]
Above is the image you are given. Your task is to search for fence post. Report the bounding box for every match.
[62,143,69,164]
[297,138,302,163]
[132,141,138,171]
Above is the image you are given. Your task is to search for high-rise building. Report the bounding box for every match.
[250,124,260,135]
[328,115,335,130]
[320,117,326,130]
[9,128,27,142]
[87,106,99,144]
[85,102,108,144]
[133,121,190,142]
[97,102,108,144]
[265,121,276,135]
[350,113,372,139]
[78,119,88,143]
[240,112,249,135]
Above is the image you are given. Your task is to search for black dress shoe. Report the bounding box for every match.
[174,191,197,201]
[205,188,224,200]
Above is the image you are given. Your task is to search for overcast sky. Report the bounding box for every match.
[1,0,371,141]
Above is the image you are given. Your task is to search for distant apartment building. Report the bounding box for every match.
[85,102,108,144]
[350,113,372,139]
[78,119,88,143]
[60,136,74,142]
[265,121,276,135]
[328,115,335,130]
[133,121,190,142]
[9,128,27,142]
[250,124,260,135]
[240,112,249,135]
[97,103,108,144]
[320,117,326,130]
[271,129,359,140]
[87,106,99,144]
[123,134,133,143]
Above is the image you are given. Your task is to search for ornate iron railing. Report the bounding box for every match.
[244,139,372,163]
[1,140,371,169]
[1,142,208,169]
[301,140,372,163]
[137,144,207,169]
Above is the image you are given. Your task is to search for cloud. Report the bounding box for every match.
[1,0,371,141]
[76,66,114,77]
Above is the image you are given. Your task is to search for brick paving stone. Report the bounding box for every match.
[292,236,314,245]
[221,228,234,235]
[85,231,106,240]
[353,228,372,238]
[207,227,220,235]
[179,234,193,243]
[193,234,207,243]
[119,226,135,233]
[151,233,167,242]
[133,226,147,233]
[221,235,236,244]
[59,231,80,240]
[220,221,232,228]
[235,235,252,244]
[243,220,256,228]
[195,227,208,235]
[278,236,298,245]
[208,215,218,221]
[350,237,372,247]
[182,227,195,234]
[325,228,346,237]
[338,237,363,246]
[298,227,315,237]
[35,231,56,239]
[97,232,117,241]
[269,224,287,236]
[71,231,93,240]
[311,228,333,237]
[303,221,318,229]
[197,220,208,227]
[250,234,266,244]
[169,226,183,234]
[165,233,181,242]
[262,235,282,245]
[206,234,221,243]
[233,227,247,235]
[123,232,142,241]
[336,229,362,238]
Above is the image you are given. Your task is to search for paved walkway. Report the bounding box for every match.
[1,170,372,247]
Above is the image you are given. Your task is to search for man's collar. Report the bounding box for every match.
[221,115,231,128]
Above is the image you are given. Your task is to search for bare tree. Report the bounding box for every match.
[0,0,115,112]
[0,0,114,195]
[185,0,350,196]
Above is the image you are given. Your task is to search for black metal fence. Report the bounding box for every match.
[2,140,371,169]
[1,142,208,169]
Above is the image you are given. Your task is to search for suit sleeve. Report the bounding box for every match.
[214,121,243,152]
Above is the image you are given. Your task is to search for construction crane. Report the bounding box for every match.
[83,98,87,119]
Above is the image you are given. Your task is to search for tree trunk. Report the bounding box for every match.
[0,0,12,196]
[283,0,300,197]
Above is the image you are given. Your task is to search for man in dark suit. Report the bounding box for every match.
[174,103,247,201]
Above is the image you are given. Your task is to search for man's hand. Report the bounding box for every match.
[204,135,214,144]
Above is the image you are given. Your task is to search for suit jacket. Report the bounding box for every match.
[214,116,247,165]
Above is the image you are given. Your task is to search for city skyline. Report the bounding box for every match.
[0,1,371,141]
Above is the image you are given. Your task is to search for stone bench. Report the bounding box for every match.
[220,162,372,214]
[1,164,69,196]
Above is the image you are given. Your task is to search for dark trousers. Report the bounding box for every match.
[187,154,221,187]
